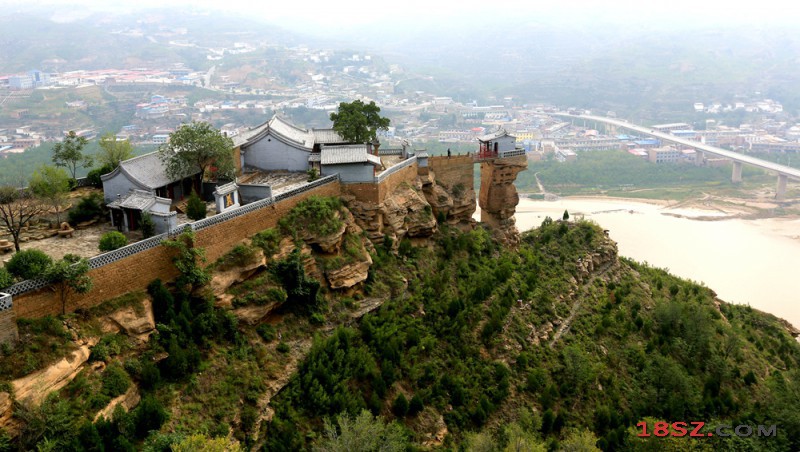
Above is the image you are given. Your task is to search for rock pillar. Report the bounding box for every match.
[478,155,528,245]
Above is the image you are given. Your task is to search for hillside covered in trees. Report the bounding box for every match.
[1,197,798,451]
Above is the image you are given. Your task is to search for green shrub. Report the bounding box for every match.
[216,244,256,270]
[186,191,207,221]
[99,231,128,252]
[68,193,104,224]
[270,249,322,315]
[86,164,114,188]
[102,364,132,398]
[257,324,277,342]
[132,395,168,438]
[392,394,409,417]
[6,249,52,280]
[398,239,414,257]
[408,394,424,416]
[278,196,343,237]
[252,228,281,258]
[0,268,13,290]
[240,405,259,433]
[140,361,161,390]
[140,212,155,238]
[276,342,290,353]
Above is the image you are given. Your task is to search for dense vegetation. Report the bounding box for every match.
[2,201,799,451]
[262,219,800,450]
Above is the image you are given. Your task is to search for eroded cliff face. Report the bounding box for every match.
[420,172,476,231]
[478,156,528,246]
[343,182,437,251]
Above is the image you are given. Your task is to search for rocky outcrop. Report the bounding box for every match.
[421,173,476,230]
[575,236,619,283]
[210,248,267,298]
[780,319,800,338]
[344,182,437,250]
[478,156,528,246]
[12,337,98,406]
[94,385,140,421]
[326,252,373,290]
[102,298,156,342]
[0,391,16,434]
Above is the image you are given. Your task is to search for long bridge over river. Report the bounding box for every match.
[554,113,800,199]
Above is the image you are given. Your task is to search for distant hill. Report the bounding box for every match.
[0,7,301,74]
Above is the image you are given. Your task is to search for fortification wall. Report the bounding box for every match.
[0,310,18,344]
[12,181,341,319]
[197,182,340,263]
[428,155,474,188]
[345,160,418,204]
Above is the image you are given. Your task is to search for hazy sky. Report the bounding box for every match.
[3,0,800,32]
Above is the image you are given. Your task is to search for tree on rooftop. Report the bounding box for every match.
[0,186,47,252]
[329,100,390,144]
[52,131,93,180]
[29,165,70,224]
[97,132,134,169]
[159,122,235,196]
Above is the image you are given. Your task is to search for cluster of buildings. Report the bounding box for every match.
[693,98,783,114]
[135,95,188,120]
[100,114,414,234]
[0,65,206,91]
[0,126,45,157]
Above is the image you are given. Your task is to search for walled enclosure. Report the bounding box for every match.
[344,160,419,203]
[12,182,341,319]
[428,155,474,189]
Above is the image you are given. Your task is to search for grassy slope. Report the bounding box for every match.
[263,220,800,450]
[4,204,799,451]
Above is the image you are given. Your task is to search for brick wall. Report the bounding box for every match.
[344,162,419,204]
[12,182,341,319]
[377,162,418,201]
[343,182,380,204]
[0,310,18,345]
[429,155,474,188]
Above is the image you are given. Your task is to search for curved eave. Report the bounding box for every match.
[118,165,157,191]
[99,166,121,182]
[242,128,311,151]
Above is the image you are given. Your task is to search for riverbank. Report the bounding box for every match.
[510,195,800,329]
[521,188,800,222]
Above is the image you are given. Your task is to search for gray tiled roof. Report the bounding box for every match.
[233,120,269,147]
[479,129,512,142]
[321,145,382,166]
[108,190,157,211]
[312,129,347,145]
[235,115,351,150]
[269,115,314,147]
[415,151,429,158]
[118,151,181,189]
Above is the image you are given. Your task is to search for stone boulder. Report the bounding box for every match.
[210,247,268,297]
[0,391,16,434]
[103,298,156,341]
[94,385,141,422]
[325,250,373,290]
[12,337,98,406]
